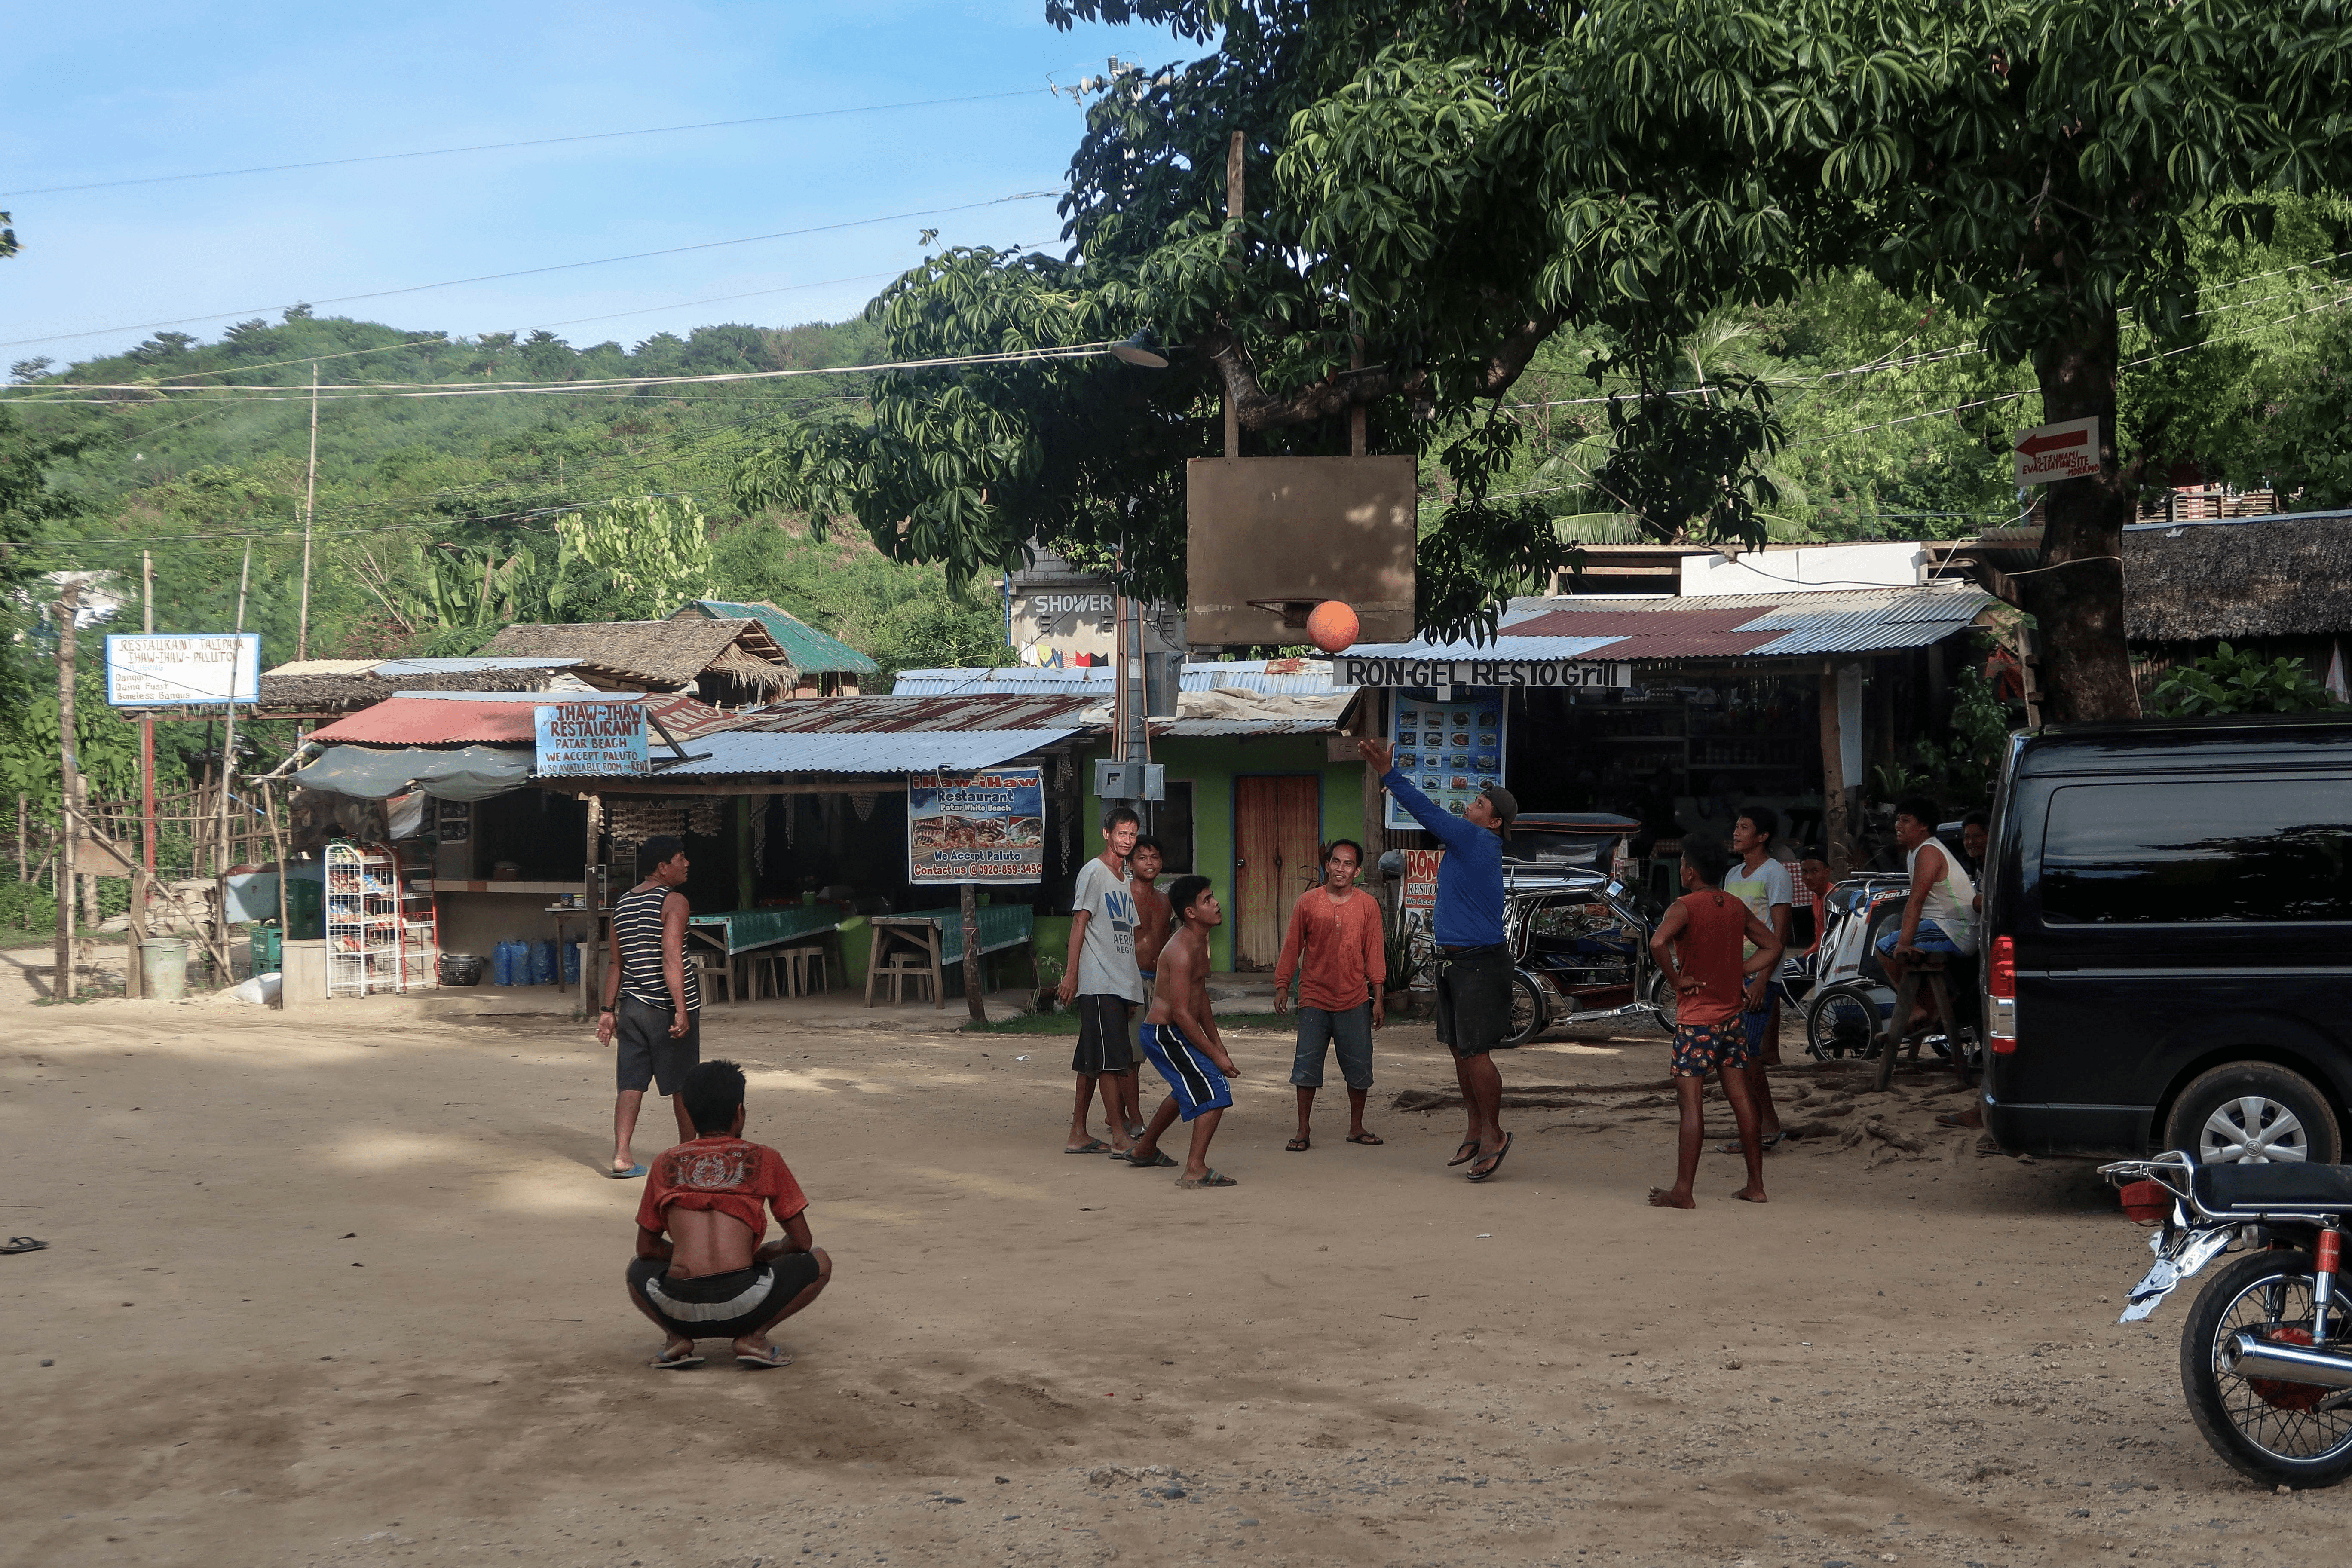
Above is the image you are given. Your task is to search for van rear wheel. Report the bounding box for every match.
[2162,1063,2340,1166]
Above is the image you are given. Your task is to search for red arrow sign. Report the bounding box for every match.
[2015,429,2091,457]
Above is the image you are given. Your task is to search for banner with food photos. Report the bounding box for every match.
[907,768,1047,884]
[1385,691,1508,832]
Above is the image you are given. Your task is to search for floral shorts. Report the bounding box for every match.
[1671,1018,1758,1078]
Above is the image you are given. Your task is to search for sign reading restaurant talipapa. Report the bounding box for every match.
[908,769,1046,885]
[104,632,261,707]
[533,698,649,776]
[1339,655,1631,690]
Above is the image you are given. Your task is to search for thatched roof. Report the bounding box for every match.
[2127,510,2352,644]
[258,665,576,713]
[481,618,793,692]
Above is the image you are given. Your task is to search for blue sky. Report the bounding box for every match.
[1,1,1192,369]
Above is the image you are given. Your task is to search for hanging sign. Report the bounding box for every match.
[1340,655,1629,689]
[908,768,1047,885]
[2012,416,2101,485]
[533,699,649,776]
[1385,690,1509,832]
[104,633,261,707]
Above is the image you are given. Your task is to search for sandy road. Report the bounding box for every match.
[2,993,2342,1567]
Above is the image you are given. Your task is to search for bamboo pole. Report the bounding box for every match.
[54,578,79,1001]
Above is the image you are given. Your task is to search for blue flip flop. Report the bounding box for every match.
[649,1347,704,1369]
[606,1163,648,1180]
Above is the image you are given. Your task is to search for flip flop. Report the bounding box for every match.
[1713,1133,1784,1155]
[1176,1169,1237,1189]
[1121,1148,1177,1168]
[1063,1139,1110,1155]
[1285,1137,1311,1152]
[735,1345,793,1368]
[1934,1111,1980,1129]
[1446,1139,1480,1167]
[1,1236,46,1255]
[1345,1131,1384,1146]
[1467,1132,1514,1183]
[606,1163,648,1180]
[649,1347,704,1369]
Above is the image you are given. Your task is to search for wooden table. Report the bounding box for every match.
[863,904,1038,1009]
[687,904,847,1004]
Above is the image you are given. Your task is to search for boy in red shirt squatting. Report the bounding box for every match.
[1646,841,1783,1210]
[626,1059,833,1369]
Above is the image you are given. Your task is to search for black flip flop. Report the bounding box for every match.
[1,1237,45,1255]
[1446,1139,1480,1167]
[1467,1132,1514,1183]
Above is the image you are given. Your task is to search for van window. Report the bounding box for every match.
[2040,780,2352,923]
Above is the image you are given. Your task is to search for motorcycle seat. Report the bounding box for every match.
[2194,1161,2352,1213]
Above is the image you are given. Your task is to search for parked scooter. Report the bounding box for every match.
[2100,1150,2352,1488]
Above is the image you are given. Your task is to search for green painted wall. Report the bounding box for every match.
[1079,736,1365,973]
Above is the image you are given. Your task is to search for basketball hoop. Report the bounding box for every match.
[1243,598,1322,631]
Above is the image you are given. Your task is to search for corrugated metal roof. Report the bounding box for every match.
[658,728,1078,777]
[1152,718,1341,737]
[675,600,879,675]
[1182,659,1338,696]
[891,660,1345,697]
[727,693,1094,734]
[1341,635,1629,660]
[1479,586,1991,659]
[306,692,739,747]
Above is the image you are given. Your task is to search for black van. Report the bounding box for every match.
[1980,714,2352,1162]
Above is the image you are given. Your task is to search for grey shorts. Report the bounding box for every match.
[616,995,701,1095]
[1071,994,1135,1076]
[1291,1003,1375,1090]
[626,1252,821,1342]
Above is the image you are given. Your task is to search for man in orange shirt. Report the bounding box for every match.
[1646,841,1782,1210]
[1273,839,1387,1151]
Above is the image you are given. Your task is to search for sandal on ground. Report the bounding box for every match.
[1121,1148,1177,1168]
[1285,1136,1311,1152]
[1446,1139,1480,1167]
[1713,1133,1784,1155]
[1467,1132,1514,1183]
[735,1344,793,1368]
[649,1347,704,1370]
[1176,1169,1237,1189]
[606,1163,648,1180]
[2,1236,46,1255]
[1345,1131,1384,1146]
[1063,1139,1110,1155]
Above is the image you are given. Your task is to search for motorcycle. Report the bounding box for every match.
[1499,877,1671,1046]
[2099,1150,2352,1488]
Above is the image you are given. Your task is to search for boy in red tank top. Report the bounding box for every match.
[1647,841,1783,1210]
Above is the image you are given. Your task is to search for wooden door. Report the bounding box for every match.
[1233,775,1323,970]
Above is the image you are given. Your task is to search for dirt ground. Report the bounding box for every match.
[5,969,2348,1568]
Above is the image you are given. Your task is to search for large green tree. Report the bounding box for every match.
[737,0,2352,714]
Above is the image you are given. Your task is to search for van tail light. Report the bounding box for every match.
[1986,936,2018,1055]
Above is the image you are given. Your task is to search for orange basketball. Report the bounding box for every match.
[1306,600,1359,653]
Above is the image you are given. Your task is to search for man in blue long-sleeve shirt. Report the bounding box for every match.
[1360,735,1517,1182]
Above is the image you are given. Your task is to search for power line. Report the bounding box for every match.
[2,88,1057,198]
[0,192,1061,351]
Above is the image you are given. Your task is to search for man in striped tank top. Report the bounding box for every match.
[597,835,701,1179]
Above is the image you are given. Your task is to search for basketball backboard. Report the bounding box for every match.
[1185,456,1417,647]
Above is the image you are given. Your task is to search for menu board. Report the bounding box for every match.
[908,768,1046,885]
[1385,691,1508,832]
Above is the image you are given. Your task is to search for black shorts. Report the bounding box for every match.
[616,995,701,1095]
[627,1252,821,1342]
[1434,946,1513,1058]
[1070,994,1136,1075]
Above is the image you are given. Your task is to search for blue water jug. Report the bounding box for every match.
[491,940,518,986]
[531,940,557,986]
[561,940,582,986]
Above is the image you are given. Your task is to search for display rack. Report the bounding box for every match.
[397,845,439,992]
[326,841,404,997]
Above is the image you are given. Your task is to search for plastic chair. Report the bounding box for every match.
[784,944,827,997]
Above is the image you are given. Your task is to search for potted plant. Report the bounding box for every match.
[1033,953,1067,1014]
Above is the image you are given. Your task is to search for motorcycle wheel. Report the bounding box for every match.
[1499,972,1546,1048]
[1805,981,1881,1062]
[1643,971,1678,1036]
[2180,1249,2352,1489]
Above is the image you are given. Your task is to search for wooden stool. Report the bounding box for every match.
[882,947,934,1004]
[1875,953,1965,1090]
[783,944,827,998]
[745,951,786,1000]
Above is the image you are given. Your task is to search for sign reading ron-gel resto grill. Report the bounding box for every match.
[908,768,1046,885]
[533,699,649,776]
[1339,655,1631,690]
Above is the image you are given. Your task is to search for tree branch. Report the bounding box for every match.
[1200,307,1566,431]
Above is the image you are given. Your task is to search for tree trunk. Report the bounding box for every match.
[2025,309,2141,723]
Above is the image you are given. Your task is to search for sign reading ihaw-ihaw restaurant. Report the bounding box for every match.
[908,769,1046,885]
[2012,416,2102,485]
[533,699,648,776]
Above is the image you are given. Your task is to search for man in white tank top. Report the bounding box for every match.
[1879,796,1978,1031]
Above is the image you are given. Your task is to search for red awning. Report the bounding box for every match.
[305,697,540,745]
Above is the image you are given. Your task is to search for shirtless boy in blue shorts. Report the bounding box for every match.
[1124,875,1243,1189]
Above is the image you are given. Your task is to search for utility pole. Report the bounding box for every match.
[141,549,156,877]
[53,578,79,1001]
[1225,130,1244,460]
[297,362,318,660]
